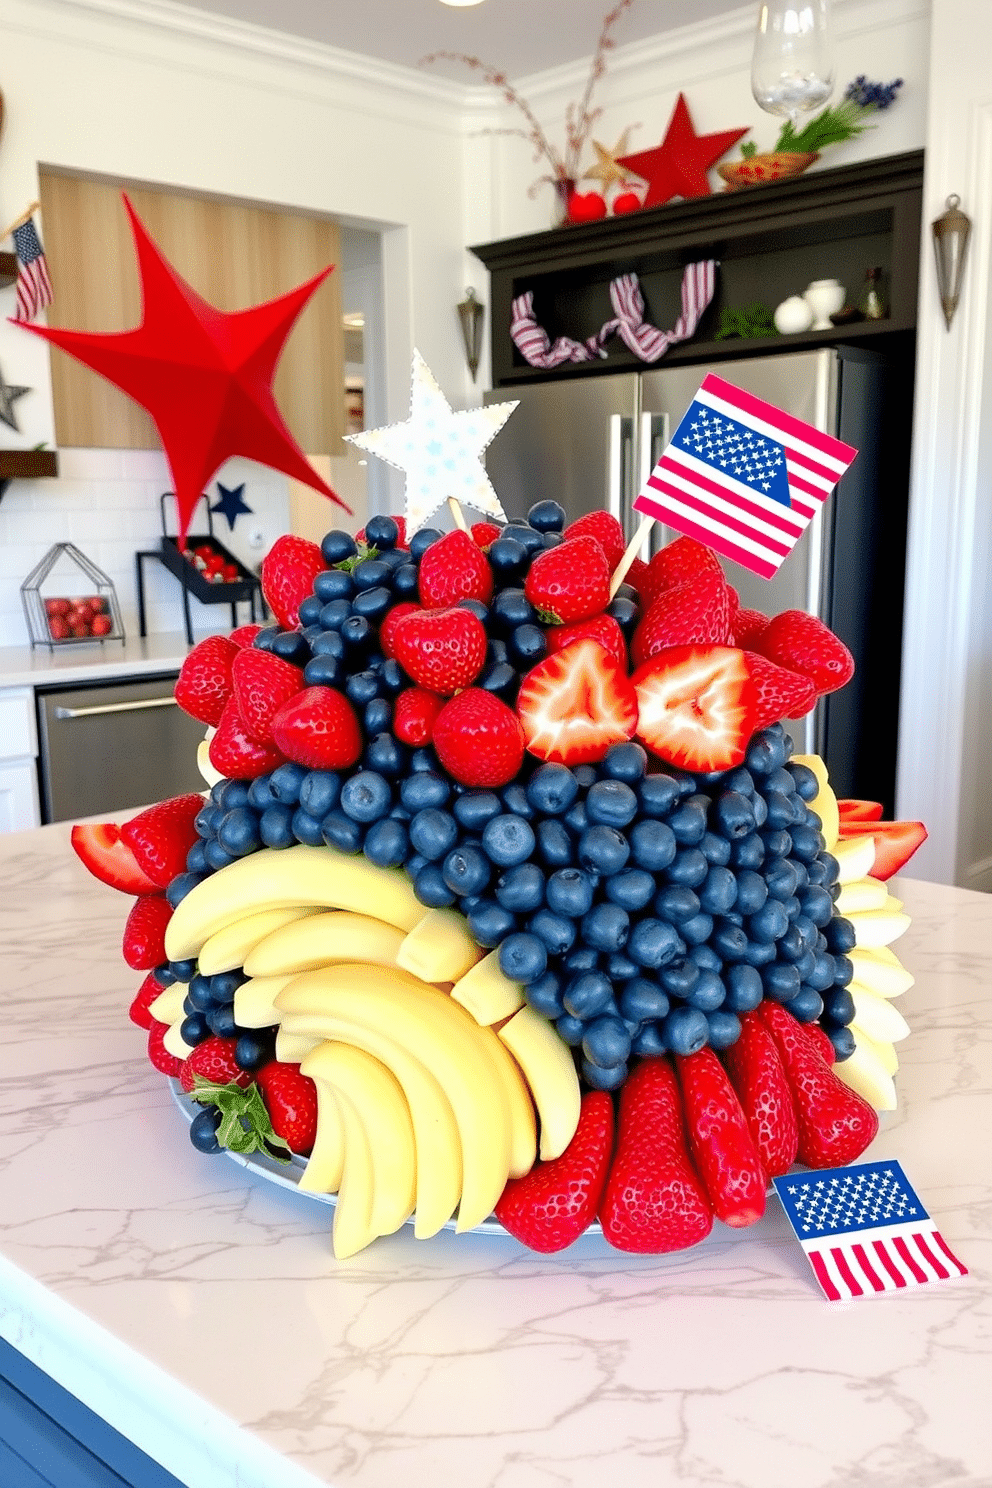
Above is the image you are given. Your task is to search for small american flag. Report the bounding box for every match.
[633,372,857,579]
[11,216,53,323]
[773,1160,968,1302]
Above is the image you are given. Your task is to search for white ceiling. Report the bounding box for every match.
[167,0,748,78]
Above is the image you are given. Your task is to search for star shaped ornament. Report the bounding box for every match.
[210,480,253,530]
[347,350,517,532]
[17,194,347,545]
[583,131,636,191]
[618,93,749,207]
[0,364,30,431]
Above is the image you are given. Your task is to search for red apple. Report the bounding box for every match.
[567,191,607,223]
[612,191,642,215]
[48,617,71,640]
[90,614,113,636]
[45,597,71,617]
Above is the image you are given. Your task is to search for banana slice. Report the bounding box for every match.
[233,974,296,1029]
[835,876,889,915]
[846,906,911,948]
[497,1004,581,1162]
[244,911,406,978]
[450,949,527,1025]
[198,907,324,976]
[833,834,877,884]
[163,1020,196,1060]
[297,1066,345,1195]
[148,984,186,1024]
[847,944,915,997]
[835,1035,897,1111]
[398,908,482,984]
[792,753,839,851]
[849,985,911,1043]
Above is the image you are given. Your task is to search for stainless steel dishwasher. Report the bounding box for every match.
[36,673,207,823]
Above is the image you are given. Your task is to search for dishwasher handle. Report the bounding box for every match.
[53,696,179,720]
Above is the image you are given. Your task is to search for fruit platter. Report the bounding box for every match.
[72,505,927,1261]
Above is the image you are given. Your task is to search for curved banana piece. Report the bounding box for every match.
[327,1092,376,1259]
[198,907,324,976]
[276,965,513,1233]
[847,905,911,948]
[833,834,877,884]
[450,949,526,1026]
[149,984,186,1025]
[281,1012,461,1238]
[497,1005,581,1162]
[397,908,482,984]
[165,845,424,961]
[275,1030,323,1064]
[197,736,224,789]
[847,944,915,997]
[837,1031,898,1110]
[849,985,911,1044]
[793,753,839,851]
[302,1042,416,1242]
[835,876,889,916]
[233,974,296,1029]
[244,911,406,979]
[485,1035,538,1178]
[297,1068,345,1195]
[163,1020,195,1061]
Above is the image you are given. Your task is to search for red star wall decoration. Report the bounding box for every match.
[18,194,348,545]
[618,93,749,207]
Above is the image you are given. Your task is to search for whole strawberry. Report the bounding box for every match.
[147,1021,182,1076]
[255,1061,318,1155]
[754,609,855,696]
[123,893,173,971]
[228,623,264,649]
[129,970,168,1030]
[599,1056,713,1254]
[232,648,305,744]
[390,607,487,694]
[642,536,724,607]
[261,535,326,630]
[180,1036,252,1094]
[495,1090,614,1252]
[380,602,420,659]
[209,696,287,780]
[674,1047,766,1227]
[524,535,611,624]
[742,650,817,730]
[471,521,502,550]
[756,1000,878,1168]
[418,529,494,609]
[564,510,625,569]
[432,688,525,787]
[631,568,732,668]
[393,687,445,747]
[270,686,363,771]
[120,794,204,889]
[174,634,237,727]
[732,608,771,650]
[545,612,627,667]
[722,1010,799,1178]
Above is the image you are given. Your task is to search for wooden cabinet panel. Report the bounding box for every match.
[38,169,344,455]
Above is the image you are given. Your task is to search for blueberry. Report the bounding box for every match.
[414,863,456,908]
[698,866,737,915]
[314,568,354,603]
[363,818,409,868]
[606,952,639,981]
[711,791,756,840]
[711,919,749,963]
[352,585,392,624]
[321,529,357,565]
[832,954,854,987]
[706,1010,742,1049]
[790,824,826,862]
[600,742,647,782]
[629,818,677,872]
[544,867,594,919]
[321,811,363,853]
[457,598,490,625]
[476,661,518,700]
[526,763,579,817]
[490,588,536,635]
[585,780,637,829]
[189,1107,223,1154]
[186,840,209,875]
[679,912,714,946]
[663,848,708,888]
[619,979,670,1024]
[563,801,588,836]
[825,915,857,955]
[215,779,252,812]
[762,962,801,1002]
[535,819,574,869]
[498,932,548,984]
[179,1011,210,1047]
[604,869,655,912]
[806,950,837,992]
[668,796,708,845]
[453,791,502,831]
[582,1016,632,1069]
[391,564,419,599]
[482,814,536,867]
[563,971,613,1019]
[501,783,534,820]
[502,523,544,556]
[663,1005,710,1056]
[304,653,343,689]
[686,969,726,1012]
[628,917,681,969]
[632,1023,668,1057]
[269,762,308,804]
[345,670,381,709]
[605,595,638,638]
[822,985,856,1025]
[488,537,529,584]
[495,864,545,914]
[762,829,793,860]
[340,771,392,824]
[528,909,576,956]
[298,771,341,820]
[527,499,566,532]
[747,899,790,943]
[581,903,630,953]
[364,514,400,550]
[317,598,352,633]
[400,772,451,812]
[206,1004,238,1038]
[789,986,825,1023]
[577,825,629,876]
[820,851,841,886]
[720,963,762,1012]
[407,527,441,561]
[526,970,565,1018]
[467,900,517,948]
[563,945,600,975]
[828,1025,857,1061]
[745,730,788,775]
[251,624,280,652]
[788,762,820,800]
[270,631,311,667]
[800,885,834,926]
[408,808,459,861]
[235,1031,274,1072]
[204,840,236,873]
[289,808,323,847]
[194,804,220,837]
[637,773,681,818]
[378,658,406,696]
[165,960,195,985]
[555,1015,586,1048]
[441,845,491,897]
[340,614,374,655]
[186,975,217,1013]
[210,971,244,1004]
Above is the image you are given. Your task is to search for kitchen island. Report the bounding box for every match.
[0,820,988,1488]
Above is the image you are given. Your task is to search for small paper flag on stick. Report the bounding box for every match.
[773,1159,968,1302]
[612,372,858,591]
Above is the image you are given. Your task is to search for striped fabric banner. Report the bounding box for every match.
[510,263,715,370]
[633,371,857,579]
[773,1160,968,1302]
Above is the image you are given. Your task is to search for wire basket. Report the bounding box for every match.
[20,542,125,651]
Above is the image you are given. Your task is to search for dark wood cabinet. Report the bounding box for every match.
[471,150,923,386]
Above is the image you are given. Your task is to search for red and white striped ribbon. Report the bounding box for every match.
[510,262,716,370]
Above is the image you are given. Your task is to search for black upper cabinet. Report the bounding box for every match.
[471,150,923,386]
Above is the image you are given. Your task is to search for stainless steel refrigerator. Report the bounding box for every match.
[485,346,912,813]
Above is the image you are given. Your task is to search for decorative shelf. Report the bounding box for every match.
[0,251,16,290]
[471,150,924,385]
[0,449,59,500]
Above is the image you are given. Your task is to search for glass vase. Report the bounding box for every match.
[751,0,835,122]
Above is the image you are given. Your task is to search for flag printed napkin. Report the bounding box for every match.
[773,1160,968,1301]
[633,372,857,579]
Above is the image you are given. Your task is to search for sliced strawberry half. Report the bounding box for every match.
[836,817,928,880]
[120,794,205,889]
[516,638,638,766]
[70,822,159,895]
[632,644,758,773]
[837,798,885,823]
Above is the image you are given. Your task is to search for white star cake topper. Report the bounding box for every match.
[345,350,517,531]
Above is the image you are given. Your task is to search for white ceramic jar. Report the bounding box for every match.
[773,295,815,335]
[803,278,846,330]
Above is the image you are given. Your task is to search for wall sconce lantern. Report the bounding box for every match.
[931,194,972,330]
[457,288,484,380]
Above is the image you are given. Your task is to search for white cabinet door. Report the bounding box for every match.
[0,760,41,832]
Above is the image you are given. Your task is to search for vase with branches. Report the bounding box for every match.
[421,0,634,220]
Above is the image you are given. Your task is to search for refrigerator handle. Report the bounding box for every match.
[637,412,670,557]
[608,415,635,534]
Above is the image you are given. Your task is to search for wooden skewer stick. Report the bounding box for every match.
[446,495,470,533]
[1,200,41,243]
[609,514,655,599]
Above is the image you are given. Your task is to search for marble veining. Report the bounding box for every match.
[0,821,989,1488]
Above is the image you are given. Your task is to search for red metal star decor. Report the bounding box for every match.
[618,93,749,207]
[18,194,348,544]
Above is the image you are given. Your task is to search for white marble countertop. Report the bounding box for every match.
[0,820,988,1488]
[0,631,191,689]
